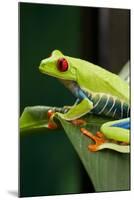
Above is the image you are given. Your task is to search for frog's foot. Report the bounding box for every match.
[62,106,72,113]
[80,128,130,153]
[47,109,58,129]
[80,128,108,152]
[71,119,87,126]
[47,109,55,119]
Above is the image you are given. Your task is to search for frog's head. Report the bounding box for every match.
[39,50,76,81]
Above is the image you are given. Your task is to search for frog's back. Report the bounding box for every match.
[69,56,129,103]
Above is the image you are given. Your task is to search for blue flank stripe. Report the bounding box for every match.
[110,120,130,130]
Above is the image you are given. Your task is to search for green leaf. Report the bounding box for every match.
[20,106,130,192]
[20,106,54,133]
[57,115,130,192]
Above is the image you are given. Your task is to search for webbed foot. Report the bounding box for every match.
[80,128,107,152]
[80,128,130,153]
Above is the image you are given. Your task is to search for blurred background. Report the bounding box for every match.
[19,2,130,197]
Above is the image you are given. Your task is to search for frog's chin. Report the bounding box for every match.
[58,79,76,84]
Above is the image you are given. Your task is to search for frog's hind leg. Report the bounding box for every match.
[100,118,130,143]
[81,118,130,152]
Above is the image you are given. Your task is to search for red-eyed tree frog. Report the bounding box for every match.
[39,50,130,153]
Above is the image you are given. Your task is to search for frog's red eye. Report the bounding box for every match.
[57,58,68,72]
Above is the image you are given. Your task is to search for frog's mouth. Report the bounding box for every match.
[39,67,70,80]
[39,65,59,78]
[39,63,77,81]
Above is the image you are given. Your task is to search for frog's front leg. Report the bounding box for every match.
[47,88,93,129]
[57,98,93,120]
[47,98,93,129]
[47,82,93,128]
[81,118,130,153]
[56,79,94,120]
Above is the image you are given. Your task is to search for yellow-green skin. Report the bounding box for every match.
[39,50,129,102]
[39,50,130,153]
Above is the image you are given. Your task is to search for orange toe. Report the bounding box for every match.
[48,120,58,129]
[81,128,106,152]
[96,131,105,139]
[71,119,87,126]
[47,109,55,119]
[88,144,99,152]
